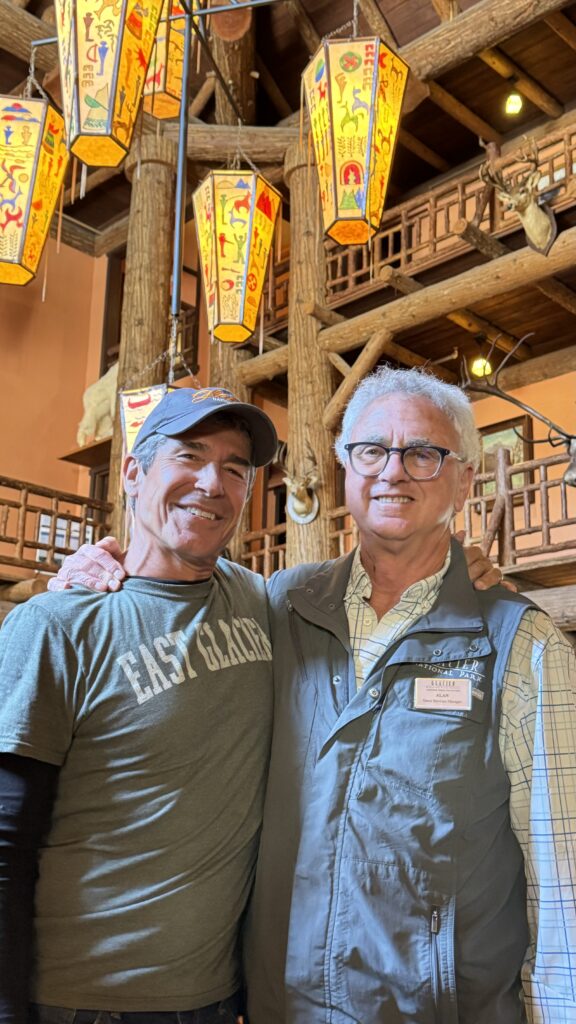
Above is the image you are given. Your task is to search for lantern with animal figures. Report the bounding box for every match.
[54,0,164,167]
[143,0,187,119]
[302,37,409,246]
[0,97,69,286]
[193,170,281,344]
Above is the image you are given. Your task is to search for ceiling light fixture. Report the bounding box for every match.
[505,91,523,116]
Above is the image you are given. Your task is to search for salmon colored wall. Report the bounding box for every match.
[0,238,107,495]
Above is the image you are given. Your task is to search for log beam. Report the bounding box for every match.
[283,0,321,55]
[356,0,398,46]
[0,0,57,70]
[430,0,460,19]
[453,218,576,317]
[403,0,571,82]
[544,11,576,52]
[210,1,256,124]
[478,47,563,118]
[162,122,300,164]
[302,302,345,327]
[399,129,450,172]
[327,352,352,377]
[319,225,576,356]
[189,75,216,119]
[380,266,531,359]
[49,215,98,256]
[284,144,338,565]
[323,330,395,431]
[255,55,293,119]
[427,81,502,144]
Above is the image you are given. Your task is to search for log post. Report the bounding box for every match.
[107,134,178,539]
[284,143,338,567]
[210,2,256,124]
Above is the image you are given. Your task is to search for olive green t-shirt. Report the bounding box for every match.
[0,559,273,1010]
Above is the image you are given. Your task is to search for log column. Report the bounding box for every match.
[284,143,338,567]
[107,134,178,537]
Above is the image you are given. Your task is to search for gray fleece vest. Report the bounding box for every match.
[246,541,531,1024]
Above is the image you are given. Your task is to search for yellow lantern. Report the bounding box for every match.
[143,0,186,119]
[302,37,408,245]
[0,96,69,286]
[193,170,281,344]
[55,0,164,167]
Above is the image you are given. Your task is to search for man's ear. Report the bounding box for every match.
[123,454,143,500]
[454,463,475,514]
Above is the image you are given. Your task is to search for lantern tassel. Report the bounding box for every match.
[259,302,264,356]
[79,162,88,201]
[276,208,282,262]
[41,245,49,304]
[70,158,78,206]
[56,184,64,255]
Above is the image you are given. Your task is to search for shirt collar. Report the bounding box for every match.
[346,544,452,608]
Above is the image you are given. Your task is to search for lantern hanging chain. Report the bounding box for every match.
[24,45,49,101]
[121,345,200,391]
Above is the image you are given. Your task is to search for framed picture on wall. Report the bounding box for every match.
[475,414,534,502]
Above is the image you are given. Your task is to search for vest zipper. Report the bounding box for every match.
[430,906,441,1020]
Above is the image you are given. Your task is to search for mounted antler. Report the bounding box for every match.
[479,136,557,255]
[462,335,576,486]
[275,441,322,522]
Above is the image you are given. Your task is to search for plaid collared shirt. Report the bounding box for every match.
[344,547,576,1022]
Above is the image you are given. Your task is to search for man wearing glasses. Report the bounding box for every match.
[245,366,576,1024]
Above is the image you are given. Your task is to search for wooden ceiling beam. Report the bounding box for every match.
[94,215,130,257]
[210,2,256,125]
[355,0,398,46]
[282,0,321,55]
[0,0,57,70]
[544,11,576,52]
[430,0,460,20]
[453,218,576,317]
[478,47,563,118]
[404,0,572,82]
[319,224,576,355]
[163,121,300,163]
[189,74,216,119]
[427,81,502,144]
[255,54,293,119]
[380,266,531,359]
[399,128,451,172]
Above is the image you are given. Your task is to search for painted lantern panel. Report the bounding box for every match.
[0,98,69,286]
[193,171,281,344]
[55,0,164,167]
[143,0,186,119]
[303,37,408,245]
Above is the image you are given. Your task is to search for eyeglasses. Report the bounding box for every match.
[344,442,466,480]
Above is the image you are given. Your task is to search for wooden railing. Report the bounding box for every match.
[264,120,576,328]
[0,476,113,576]
[239,448,576,579]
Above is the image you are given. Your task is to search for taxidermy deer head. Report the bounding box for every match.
[276,441,322,522]
[479,137,558,255]
[462,335,576,486]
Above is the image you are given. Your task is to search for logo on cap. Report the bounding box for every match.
[190,388,238,405]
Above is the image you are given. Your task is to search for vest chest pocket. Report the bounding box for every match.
[358,662,491,806]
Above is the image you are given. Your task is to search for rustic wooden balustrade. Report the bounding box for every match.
[0,476,113,576]
[239,447,576,580]
[263,119,576,330]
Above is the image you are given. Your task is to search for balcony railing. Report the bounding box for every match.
[264,121,576,328]
[239,448,576,581]
[0,476,113,577]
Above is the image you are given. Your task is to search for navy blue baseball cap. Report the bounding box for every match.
[133,386,278,467]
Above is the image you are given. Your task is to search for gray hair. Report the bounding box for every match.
[335,365,481,469]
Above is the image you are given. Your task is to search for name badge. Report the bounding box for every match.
[414,677,472,711]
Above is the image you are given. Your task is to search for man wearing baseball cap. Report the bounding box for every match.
[0,388,278,1024]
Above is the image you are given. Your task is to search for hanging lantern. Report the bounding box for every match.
[302,37,409,246]
[143,0,187,119]
[120,384,170,453]
[193,170,281,344]
[0,97,69,286]
[54,0,164,167]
